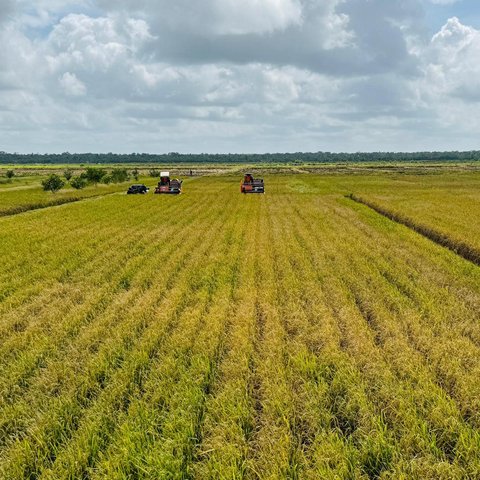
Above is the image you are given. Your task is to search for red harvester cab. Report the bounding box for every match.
[154,171,182,194]
[241,173,264,193]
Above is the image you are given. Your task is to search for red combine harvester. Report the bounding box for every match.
[154,172,182,194]
[241,173,264,194]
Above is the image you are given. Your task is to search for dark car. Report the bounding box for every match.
[127,184,149,194]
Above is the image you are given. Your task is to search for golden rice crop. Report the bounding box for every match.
[1,173,479,479]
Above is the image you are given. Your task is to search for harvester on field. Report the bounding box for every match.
[241,173,264,194]
[154,172,183,194]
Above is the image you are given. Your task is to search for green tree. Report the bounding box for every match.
[149,169,159,177]
[111,169,129,183]
[82,167,105,185]
[70,176,87,189]
[64,169,73,181]
[6,170,14,180]
[42,174,65,193]
[131,168,139,181]
[102,174,112,184]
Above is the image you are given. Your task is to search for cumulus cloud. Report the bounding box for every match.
[425,17,480,101]
[46,14,146,70]
[0,1,479,153]
[59,72,87,96]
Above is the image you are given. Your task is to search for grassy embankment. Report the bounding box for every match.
[0,175,188,217]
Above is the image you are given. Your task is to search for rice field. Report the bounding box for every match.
[1,172,480,479]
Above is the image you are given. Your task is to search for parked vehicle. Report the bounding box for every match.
[127,184,149,194]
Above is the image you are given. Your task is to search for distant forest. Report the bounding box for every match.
[1,151,479,164]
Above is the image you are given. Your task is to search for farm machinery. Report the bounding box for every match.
[241,173,264,193]
[154,172,183,194]
[127,184,149,194]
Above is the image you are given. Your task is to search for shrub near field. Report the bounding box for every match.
[0,175,480,479]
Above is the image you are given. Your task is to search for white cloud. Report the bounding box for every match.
[426,17,480,101]
[46,14,152,71]
[59,72,87,96]
[0,2,479,153]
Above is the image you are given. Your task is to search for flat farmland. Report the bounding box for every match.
[1,173,480,479]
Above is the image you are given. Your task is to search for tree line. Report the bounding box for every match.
[1,151,480,165]
[41,168,138,193]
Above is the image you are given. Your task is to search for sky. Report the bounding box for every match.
[1,0,480,154]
